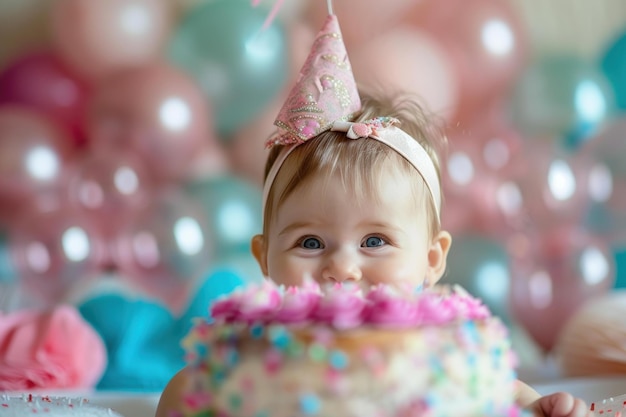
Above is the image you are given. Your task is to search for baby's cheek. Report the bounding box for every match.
[267,260,312,287]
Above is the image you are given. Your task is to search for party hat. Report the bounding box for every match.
[268,13,361,146]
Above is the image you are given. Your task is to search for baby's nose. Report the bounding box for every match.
[321,249,362,283]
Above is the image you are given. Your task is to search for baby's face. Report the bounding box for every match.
[259,168,441,289]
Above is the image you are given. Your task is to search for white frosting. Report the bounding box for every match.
[0,395,123,417]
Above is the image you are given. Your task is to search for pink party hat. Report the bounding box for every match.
[268,14,361,147]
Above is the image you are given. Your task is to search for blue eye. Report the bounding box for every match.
[364,236,385,247]
[301,237,323,249]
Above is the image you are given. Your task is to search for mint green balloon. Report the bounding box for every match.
[510,55,615,146]
[168,0,288,135]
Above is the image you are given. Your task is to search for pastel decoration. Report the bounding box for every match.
[78,269,244,391]
[445,234,512,324]
[509,55,615,147]
[168,0,288,135]
[184,175,263,258]
[0,51,90,148]
[66,150,155,239]
[510,224,615,351]
[0,106,75,204]
[0,305,106,390]
[87,64,212,182]
[111,189,213,313]
[51,0,173,80]
[601,29,626,110]
[9,204,106,307]
[349,27,459,122]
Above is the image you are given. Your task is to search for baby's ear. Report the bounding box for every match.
[251,234,268,277]
[425,230,452,286]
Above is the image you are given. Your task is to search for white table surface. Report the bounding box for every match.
[4,377,626,417]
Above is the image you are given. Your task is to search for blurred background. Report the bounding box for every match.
[1,0,626,392]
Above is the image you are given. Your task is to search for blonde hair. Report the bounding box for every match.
[262,90,447,239]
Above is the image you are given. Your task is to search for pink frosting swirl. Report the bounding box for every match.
[313,283,368,329]
[365,285,422,328]
[0,305,106,390]
[211,281,282,323]
[210,282,492,328]
[274,284,321,324]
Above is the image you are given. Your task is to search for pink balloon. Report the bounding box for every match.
[0,51,91,148]
[66,150,155,238]
[305,0,418,49]
[350,27,459,121]
[442,121,526,237]
[8,204,106,306]
[50,0,173,80]
[111,189,213,312]
[88,64,214,181]
[410,0,528,118]
[510,141,593,228]
[509,225,615,351]
[0,106,75,203]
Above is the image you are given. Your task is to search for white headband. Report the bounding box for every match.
[262,118,442,222]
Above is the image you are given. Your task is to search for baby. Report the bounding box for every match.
[157,10,591,417]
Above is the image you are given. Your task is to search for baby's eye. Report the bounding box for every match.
[300,237,324,249]
[363,236,386,248]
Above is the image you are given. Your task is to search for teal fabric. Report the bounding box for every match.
[79,269,245,391]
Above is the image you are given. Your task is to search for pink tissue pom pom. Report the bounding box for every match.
[0,305,107,390]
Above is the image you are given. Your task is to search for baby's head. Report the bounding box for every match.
[252,91,452,290]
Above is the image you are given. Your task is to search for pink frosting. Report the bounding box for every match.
[0,305,107,390]
[274,285,321,324]
[211,281,282,323]
[314,284,367,329]
[210,282,492,328]
[365,285,422,328]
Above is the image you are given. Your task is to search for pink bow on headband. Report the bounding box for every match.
[331,117,400,139]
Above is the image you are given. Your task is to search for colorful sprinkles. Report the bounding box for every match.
[179,282,519,417]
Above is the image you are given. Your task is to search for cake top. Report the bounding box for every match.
[0,395,123,417]
[209,280,491,329]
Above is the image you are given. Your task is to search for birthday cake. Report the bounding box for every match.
[0,395,124,416]
[177,281,519,417]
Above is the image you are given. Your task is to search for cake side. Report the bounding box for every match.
[179,282,519,417]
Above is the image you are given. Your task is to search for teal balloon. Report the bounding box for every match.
[601,30,626,110]
[510,55,615,148]
[444,234,512,324]
[184,175,263,258]
[168,0,288,135]
[0,232,16,285]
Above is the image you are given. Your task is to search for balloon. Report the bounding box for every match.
[0,231,17,286]
[112,189,213,312]
[88,64,213,181]
[442,122,526,236]
[579,118,626,244]
[509,141,593,228]
[168,0,289,135]
[184,176,263,259]
[509,55,616,146]
[50,0,173,80]
[8,204,106,306]
[0,0,51,68]
[410,0,528,111]
[66,150,155,238]
[0,51,90,147]
[444,234,512,324]
[509,225,615,351]
[0,106,75,203]
[305,0,416,49]
[601,29,626,110]
[350,27,459,121]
